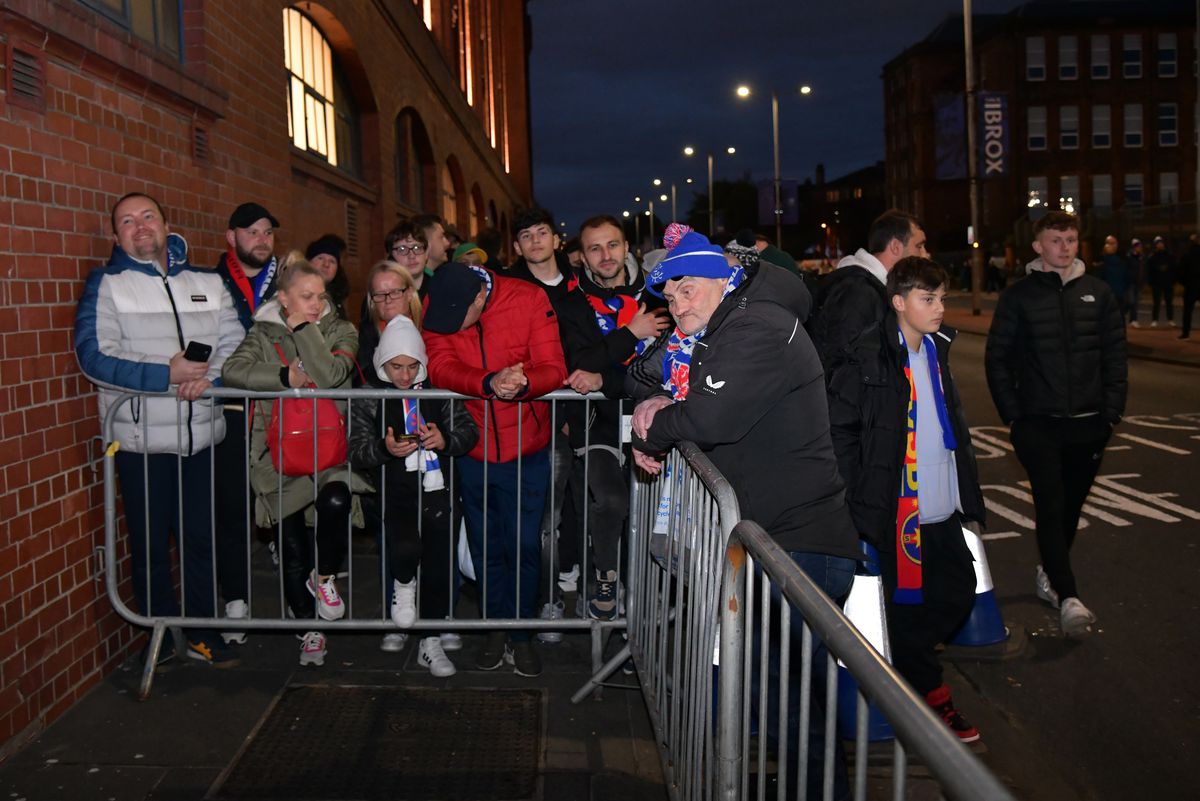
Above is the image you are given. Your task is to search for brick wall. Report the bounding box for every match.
[0,0,530,754]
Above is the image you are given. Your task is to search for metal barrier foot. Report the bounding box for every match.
[571,641,633,704]
[138,622,169,701]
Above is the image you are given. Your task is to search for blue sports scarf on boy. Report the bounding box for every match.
[893,331,957,604]
[402,396,444,491]
[660,266,747,401]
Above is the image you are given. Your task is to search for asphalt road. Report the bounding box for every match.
[943,332,1200,801]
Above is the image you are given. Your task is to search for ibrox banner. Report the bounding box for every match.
[934,92,1009,181]
[979,92,1008,177]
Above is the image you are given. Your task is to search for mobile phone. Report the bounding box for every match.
[395,433,419,442]
[183,341,212,362]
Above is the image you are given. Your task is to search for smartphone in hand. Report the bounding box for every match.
[183,341,212,362]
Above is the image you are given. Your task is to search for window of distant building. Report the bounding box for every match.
[395,108,436,210]
[1028,106,1047,149]
[1124,104,1143,147]
[1060,106,1079,149]
[1124,173,1144,206]
[1160,172,1179,204]
[1027,176,1049,211]
[1159,103,1179,146]
[1122,33,1142,78]
[81,0,181,59]
[1058,36,1078,80]
[1092,105,1111,148]
[1093,175,1113,210]
[1026,36,1046,81]
[1060,175,1080,213]
[283,8,361,175]
[1091,34,1110,79]
[1158,33,1178,78]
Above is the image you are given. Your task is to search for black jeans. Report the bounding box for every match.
[279,482,351,619]
[1010,416,1112,600]
[569,448,628,576]
[1180,286,1200,336]
[877,513,976,695]
[1151,280,1175,322]
[382,467,456,620]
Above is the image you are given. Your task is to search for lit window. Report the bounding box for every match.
[82,0,181,59]
[1026,37,1046,81]
[1091,34,1110,79]
[1058,36,1078,80]
[1124,104,1143,147]
[1123,173,1143,207]
[1159,103,1178,146]
[1093,175,1112,210]
[1092,105,1111,148]
[283,8,359,175]
[1028,106,1047,149]
[1160,172,1179,205]
[1158,33,1178,78]
[1060,106,1079,149]
[1123,33,1142,78]
[1027,176,1049,210]
[1060,176,1079,214]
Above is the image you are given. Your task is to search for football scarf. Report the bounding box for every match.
[660,266,747,401]
[402,395,444,492]
[224,248,277,313]
[893,332,957,605]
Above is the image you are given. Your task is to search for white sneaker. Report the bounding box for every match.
[1060,597,1097,638]
[1130,321,1141,328]
[557,563,580,593]
[222,599,248,645]
[306,572,345,620]
[1034,565,1060,609]
[1151,320,1159,327]
[380,633,408,653]
[391,579,417,628]
[439,632,463,651]
[299,631,326,666]
[537,600,565,644]
[418,636,456,677]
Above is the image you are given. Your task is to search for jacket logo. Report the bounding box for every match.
[1080,294,1095,302]
[705,375,726,390]
[191,294,208,302]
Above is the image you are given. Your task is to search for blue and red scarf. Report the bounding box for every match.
[660,266,747,401]
[402,395,444,491]
[893,332,957,605]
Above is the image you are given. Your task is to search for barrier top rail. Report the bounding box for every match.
[729,519,1016,801]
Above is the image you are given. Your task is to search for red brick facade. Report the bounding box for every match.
[0,0,531,753]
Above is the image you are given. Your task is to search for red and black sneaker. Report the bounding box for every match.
[925,684,981,743]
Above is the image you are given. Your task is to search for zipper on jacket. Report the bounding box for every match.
[476,322,503,457]
[1058,281,1074,414]
[161,271,195,456]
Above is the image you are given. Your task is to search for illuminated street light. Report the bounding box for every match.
[726,146,736,155]
[683,146,695,156]
[736,82,815,248]
[659,194,668,202]
[652,178,662,186]
[800,85,813,95]
[622,210,631,218]
[684,145,738,235]
[736,84,751,98]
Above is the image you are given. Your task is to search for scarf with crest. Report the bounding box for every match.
[893,331,958,604]
[401,395,444,491]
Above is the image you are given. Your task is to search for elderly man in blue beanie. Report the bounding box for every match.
[628,223,860,800]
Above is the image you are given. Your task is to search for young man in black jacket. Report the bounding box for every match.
[985,211,1127,638]
[631,226,859,801]
[829,256,987,742]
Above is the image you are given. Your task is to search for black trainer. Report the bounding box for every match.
[925,684,980,743]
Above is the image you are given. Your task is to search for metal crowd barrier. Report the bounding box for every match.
[610,442,1015,801]
[100,388,628,699]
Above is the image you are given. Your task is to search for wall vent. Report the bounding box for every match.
[7,42,46,112]
[344,200,359,259]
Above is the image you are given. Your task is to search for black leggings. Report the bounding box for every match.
[280,481,351,619]
[383,471,456,620]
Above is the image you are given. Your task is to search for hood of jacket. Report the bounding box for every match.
[372,315,428,385]
[107,232,190,276]
[252,296,339,329]
[836,248,888,285]
[1025,256,1086,283]
[707,262,813,334]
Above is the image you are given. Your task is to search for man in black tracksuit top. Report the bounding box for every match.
[629,227,859,801]
[985,211,1127,638]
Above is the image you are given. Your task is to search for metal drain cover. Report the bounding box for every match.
[213,685,542,801]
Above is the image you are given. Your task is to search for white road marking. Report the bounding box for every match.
[1093,474,1200,520]
[1115,433,1191,455]
[1122,415,1200,431]
[982,531,1022,541]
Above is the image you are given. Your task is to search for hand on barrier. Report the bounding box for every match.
[384,426,420,458]
[626,303,671,340]
[177,378,213,402]
[632,395,672,439]
[492,363,527,399]
[168,350,208,384]
[564,369,602,394]
[632,446,663,475]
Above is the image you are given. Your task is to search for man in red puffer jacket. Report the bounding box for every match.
[423,262,567,677]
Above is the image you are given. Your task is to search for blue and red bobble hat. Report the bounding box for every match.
[645,223,735,297]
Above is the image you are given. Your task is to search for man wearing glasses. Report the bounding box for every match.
[384,219,433,297]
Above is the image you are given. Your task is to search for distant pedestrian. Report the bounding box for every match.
[1147,236,1176,327]
[1177,234,1200,339]
[1099,235,1130,322]
[1125,238,1146,327]
[985,211,1127,638]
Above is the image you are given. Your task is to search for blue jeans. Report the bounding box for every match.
[458,449,550,641]
[751,550,856,801]
[115,451,217,639]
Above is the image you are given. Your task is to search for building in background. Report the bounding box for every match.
[884,0,1195,258]
[0,0,531,750]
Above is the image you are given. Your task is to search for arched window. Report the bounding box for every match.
[395,108,435,211]
[440,162,458,228]
[283,7,360,175]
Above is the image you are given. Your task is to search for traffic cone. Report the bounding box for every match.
[948,523,1009,647]
[837,541,895,742]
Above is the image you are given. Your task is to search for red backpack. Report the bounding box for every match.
[263,342,351,476]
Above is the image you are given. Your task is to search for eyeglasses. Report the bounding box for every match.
[371,288,410,303]
[391,244,427,256]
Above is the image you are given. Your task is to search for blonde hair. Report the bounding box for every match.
[276,250,325,291]
[366,260,422,329]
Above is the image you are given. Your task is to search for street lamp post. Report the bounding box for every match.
[684,145,731,237]
[737,83,812,252]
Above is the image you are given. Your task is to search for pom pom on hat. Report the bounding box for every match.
[662,222,692,251]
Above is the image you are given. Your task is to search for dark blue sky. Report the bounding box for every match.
[528,0,1019,235]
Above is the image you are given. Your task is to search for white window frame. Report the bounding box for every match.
[1092,105,1111,148]
[1093,174,1113,210]
[1123,173,1144,207]
[1060,106,1079,149]
[1124,103,1143,147]
[1028,106,1048,150]
[1058,35,1078,80]
[1159,102,1178,146]
[1026,36,1046,81]
[283,8,339,167]
[1091,34,1110,79]
[1160,172,1179,205]
[1123,33,1142,78]
[1158,33,1178,78]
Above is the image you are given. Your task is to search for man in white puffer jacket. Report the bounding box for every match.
[74,192,244,667]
